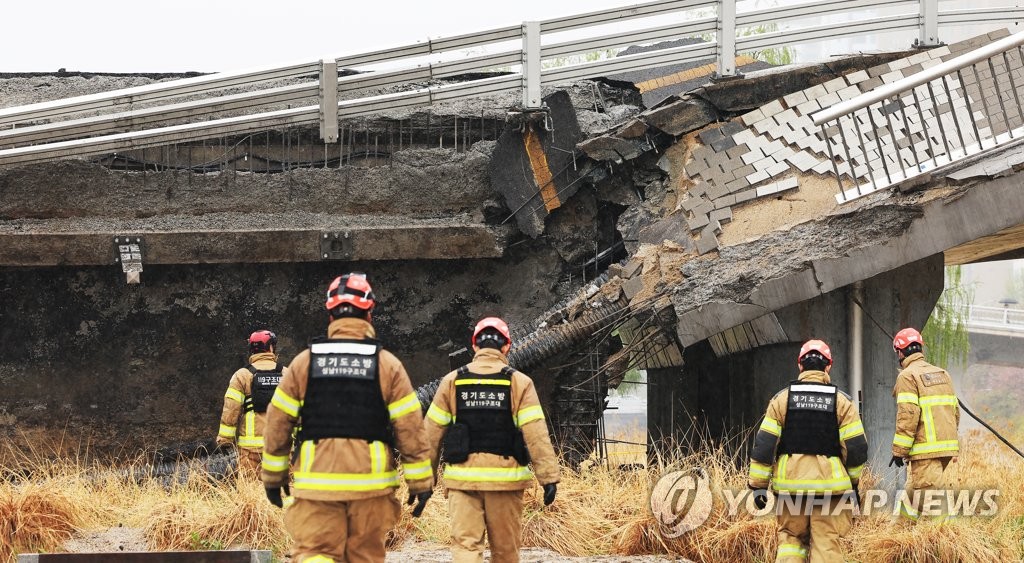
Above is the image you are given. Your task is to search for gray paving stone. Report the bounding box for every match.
[682,195,701,212]
[694,199,714,217]
[707,182,729,201]
[726,144,749,159]
[720,155,744,173]
[685,159,709,177]
[929,46,951,59]
[746,134,769,150]
[734,189,757,203]
[688,212,710,232]
[696,230,719,255]
[889,57,911,71]
[823,77,848,93]
[699,127,725,144]
[761,99,785,118]
[763,139,785,155]
[881,69,904,83]
[721,121,746,136]
[783,90,808,107]
[710,207,733,224]
[861,76,884,91]
[845,70,870,83]
[908,51,931,65]
[710,136,737,152]
[740,108,765,126]
[713,194,736,209]
[726,177,750,193]
[867,63,891,78]
[733,163,755,179]
[837,85,862,101]
[689,181,708,197]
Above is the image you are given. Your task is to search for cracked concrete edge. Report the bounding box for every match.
[671,171,1024,347]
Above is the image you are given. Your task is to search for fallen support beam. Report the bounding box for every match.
[0,218,512,266]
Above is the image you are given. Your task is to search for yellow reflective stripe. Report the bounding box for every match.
[237,421,264,448]
[778,543,808,559]
[454,379,511,386]
[243,410,256,438]
[218,424,236,438]
[892,434,914,448]
[897,392,920,405]
[919,395,957,406]
[305,556,335,563]
[262,452,289,473]
[427,403,453,426]
[759,417,782,437]
[224,388,244,402]
[829,457,845,480]
[443,465,534,482]
[909,440,959,456]
[402,459,432,480]
[271,388,301,418]
[516,405,545,427]
[388,393,421,420]
[293,470,399,491]
[899,497,920,520]
[839,420,864,440]
[760,417,783,437]
[370,441,387,475]
[773,476,853,492]
[749,461,772,479]
[300,440,316,473]
[847,464,865,479]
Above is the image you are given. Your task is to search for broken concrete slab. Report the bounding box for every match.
[643,97,719,136]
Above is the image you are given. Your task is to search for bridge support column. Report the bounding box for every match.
[649,254,944,483]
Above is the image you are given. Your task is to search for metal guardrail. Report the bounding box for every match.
[812,30,1024,202]
[1,0,1023,168]
[966,305,1024,332]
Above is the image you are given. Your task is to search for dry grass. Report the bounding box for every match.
[1,430,1022,562]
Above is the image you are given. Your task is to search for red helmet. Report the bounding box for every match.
[797,339,832,367]
[248,330,277,352]
[325,273,376,311]
[472,317,511,347]
[893,327,923,352]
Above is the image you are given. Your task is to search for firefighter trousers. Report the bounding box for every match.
[284,494,400,563]
[901,457,957,520]
[449,489,525,563]
[776,494,853,563]
[236,448,262,478]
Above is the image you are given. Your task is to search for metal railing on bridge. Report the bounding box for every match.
[813,30,1024,202]
[965,304,1024,333]
[1,0,1022,168]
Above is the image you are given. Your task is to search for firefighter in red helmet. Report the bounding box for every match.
[747,339,867,562]
[890,327,960,521]
[424,316,560,563]
[261,273,434,563]
[217,329,288,477]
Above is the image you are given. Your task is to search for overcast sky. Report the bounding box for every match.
[2,0,641,73]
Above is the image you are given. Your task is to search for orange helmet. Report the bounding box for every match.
[472,317,511,347]
[325,273,376,311]
[892,327,923,352]
[797,339,832,368]
[248,330,277,353]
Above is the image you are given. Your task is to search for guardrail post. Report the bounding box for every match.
[918,0,940,47]
[522,21,543,109]
[716,0,738,77]
[319,58,339,143]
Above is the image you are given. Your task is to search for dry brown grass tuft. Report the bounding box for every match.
[0,481,80,561]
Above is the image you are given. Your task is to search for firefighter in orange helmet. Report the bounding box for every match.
[747,339,867,562]
[261,273,434,563]
[425,317,560,563]
[216,329,288,477]
[890,327,960,521]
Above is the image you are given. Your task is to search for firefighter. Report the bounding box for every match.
[261,273,434,563]
[216,329,287,477]
[424,317,560,563]
[890,327,960,521]
[747,339,868,563]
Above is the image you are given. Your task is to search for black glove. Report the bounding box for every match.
[407,490,433,518]
[751,489,769,511]
[889,455,905,468]
[265,486,283,508]
[543,483,557,506]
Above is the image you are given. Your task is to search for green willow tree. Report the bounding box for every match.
[922,265,973,369]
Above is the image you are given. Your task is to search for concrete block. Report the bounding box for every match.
[766,160,790,177]
[694,199,714,217]
[783,90,808,107]
[721,121,746,136]
[741,149,765,165]
[710,207,733,224]
[689,181,708,197]
[767,124,788,140]
[733,164,755,179]
[681,194,700,212]
[845,70,870,83]
[707,182,729,201]
[687,212,710,232]
[726,144,749,159]
[734,189,757,203]
[726,177,750,193]
[719,156,744,173]
[773,108,799,126]
[837,85,862,101]
[696,230,719,255]
[685,159,709,177]
[776,176,799,193]
[756,183,778,198]
[740,108,765,126]
[622,275,645,300]
[704,219,723,238]
[710,136,737,153]
[928,46,951,59]
[824,77,848,93]
[752,118,775,135]
[752,156,775,172]
[746,168,770,185]
[818,92,841,107]
[806,84,829,99]
[713,194,736,209]
[861,77,884,91]
[889,57,911,71]
[763,139,785,155]
[907,51,931,65]
[796,99,821,116]
[733,128,757,145]
[761,99,785,117]
[771,145,796,161]
[698,127,725,144]
[867,63,891,78]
